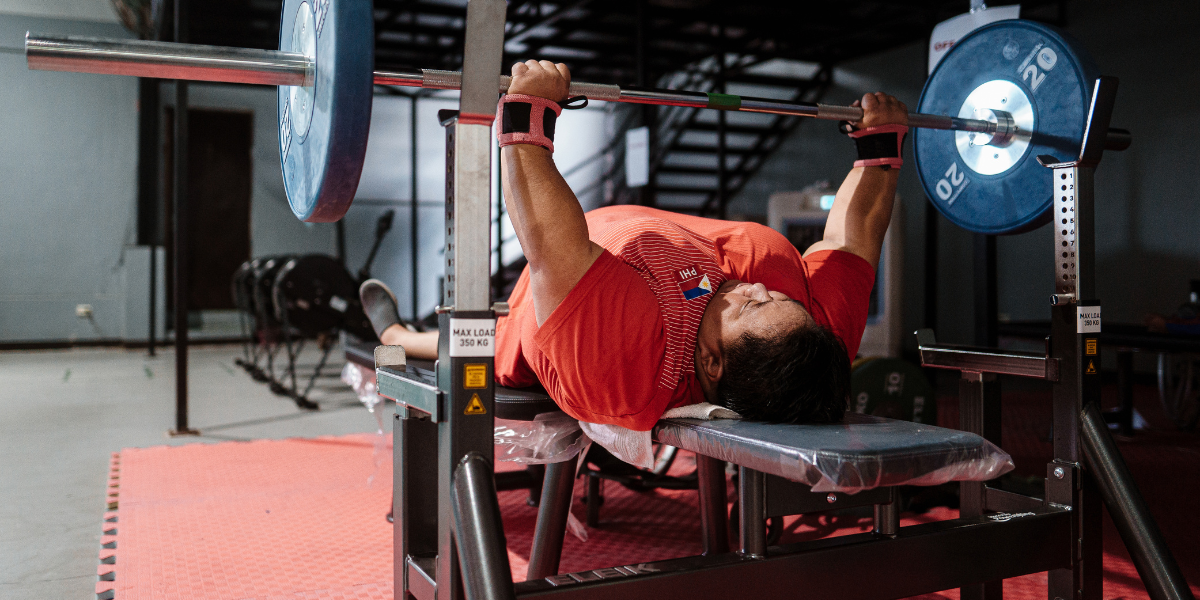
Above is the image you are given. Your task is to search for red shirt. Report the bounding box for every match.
[495,205,875,431]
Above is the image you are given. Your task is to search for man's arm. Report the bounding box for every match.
[501,60,604,326]
[804,92,908,270]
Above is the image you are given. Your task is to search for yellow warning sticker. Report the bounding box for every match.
[464,363,488,389]
[1086,360,1097,374]
[464,393,487,415]
[1085,339,1098,356]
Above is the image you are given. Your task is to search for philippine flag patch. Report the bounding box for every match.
[676,265,714,301]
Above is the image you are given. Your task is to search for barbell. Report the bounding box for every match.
[24,0,1130,233]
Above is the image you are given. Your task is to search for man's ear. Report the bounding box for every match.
[697,337,724,384]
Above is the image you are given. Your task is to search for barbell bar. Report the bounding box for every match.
[23,33,1131,151]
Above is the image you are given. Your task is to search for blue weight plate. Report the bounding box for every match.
[278,0,373,222]
[914,20,1099,235]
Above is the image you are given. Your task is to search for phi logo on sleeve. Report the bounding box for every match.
[675,266,714,301]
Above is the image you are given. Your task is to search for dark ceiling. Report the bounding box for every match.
[181,0,1067,87]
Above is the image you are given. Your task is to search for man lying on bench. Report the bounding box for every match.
[360,60,907,432]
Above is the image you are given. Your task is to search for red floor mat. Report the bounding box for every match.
[99,419,1199,599]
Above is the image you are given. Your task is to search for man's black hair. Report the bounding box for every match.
[713,322,850,424]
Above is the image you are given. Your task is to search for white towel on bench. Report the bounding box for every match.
[662,402,741,420]
[579,402,741,469]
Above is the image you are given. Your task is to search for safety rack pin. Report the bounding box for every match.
[915,328,1060,381]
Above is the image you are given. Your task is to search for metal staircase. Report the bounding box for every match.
[602,56,835,217]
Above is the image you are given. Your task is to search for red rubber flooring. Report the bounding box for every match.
[98,384,1199,600]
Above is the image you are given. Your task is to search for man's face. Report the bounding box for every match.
[700,281,810,350]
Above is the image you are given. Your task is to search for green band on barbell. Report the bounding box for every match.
[706,93,741,110]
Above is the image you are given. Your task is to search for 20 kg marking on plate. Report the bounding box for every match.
[450,318,496,357]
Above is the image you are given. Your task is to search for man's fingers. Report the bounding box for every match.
[554,62,571,86]
[850,99,862,108]
[537,60,558,76]
[860,93,878,110]
[511,62,528,77]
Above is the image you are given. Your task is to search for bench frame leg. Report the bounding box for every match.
[738,466,767,558]
[526,458,577,580]
[873,500,899,538]
[696,455,729,555]
[960,371,1003,600]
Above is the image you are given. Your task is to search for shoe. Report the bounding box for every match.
[359,279,403,340]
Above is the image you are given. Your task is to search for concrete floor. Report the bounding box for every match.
[0,343,388,600]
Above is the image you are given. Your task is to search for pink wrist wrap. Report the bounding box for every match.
[848,124,908,169]
[496,94,563,152]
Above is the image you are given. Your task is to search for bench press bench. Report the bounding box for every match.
[350,336,1018,587]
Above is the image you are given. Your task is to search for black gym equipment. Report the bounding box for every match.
[232,211,394,409]
[850,357,938,425]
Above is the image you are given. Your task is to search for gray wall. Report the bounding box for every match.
[0,11,337,344]
[731,0,1200,353]
[0,14,139,343]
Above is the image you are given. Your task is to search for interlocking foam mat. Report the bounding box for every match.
[98,429,1198,599]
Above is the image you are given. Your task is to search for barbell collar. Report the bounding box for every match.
[24,32,1130,150]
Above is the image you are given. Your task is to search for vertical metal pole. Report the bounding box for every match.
[872,501,899,538]
[1043,77,1120,600]
[923,203,939,331]
[1116,349,1135,437]
[973,233,998,347]
[923,203,939,390]
[635,0,654,206]
[715,26,727,220]
[395,408,438,600]
[410,93,420,321]
[335,220,346,267]
[493,136,504,294]
[436,3,507,599]
[738,466,766,558]
[1048,164,1103,600]
[959,371,1001,600]
[170,0,195,436]
[138,77,160,357]
[585,474,601,526]
[696,454,729,555]
[873,487,899,538]
[526,458,576,580]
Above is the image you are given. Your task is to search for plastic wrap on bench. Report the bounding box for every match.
[653,413,1014,493]
[342,362,383,411]
[495,413,587,464]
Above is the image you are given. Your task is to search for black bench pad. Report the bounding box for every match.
[653,415,1013,493]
